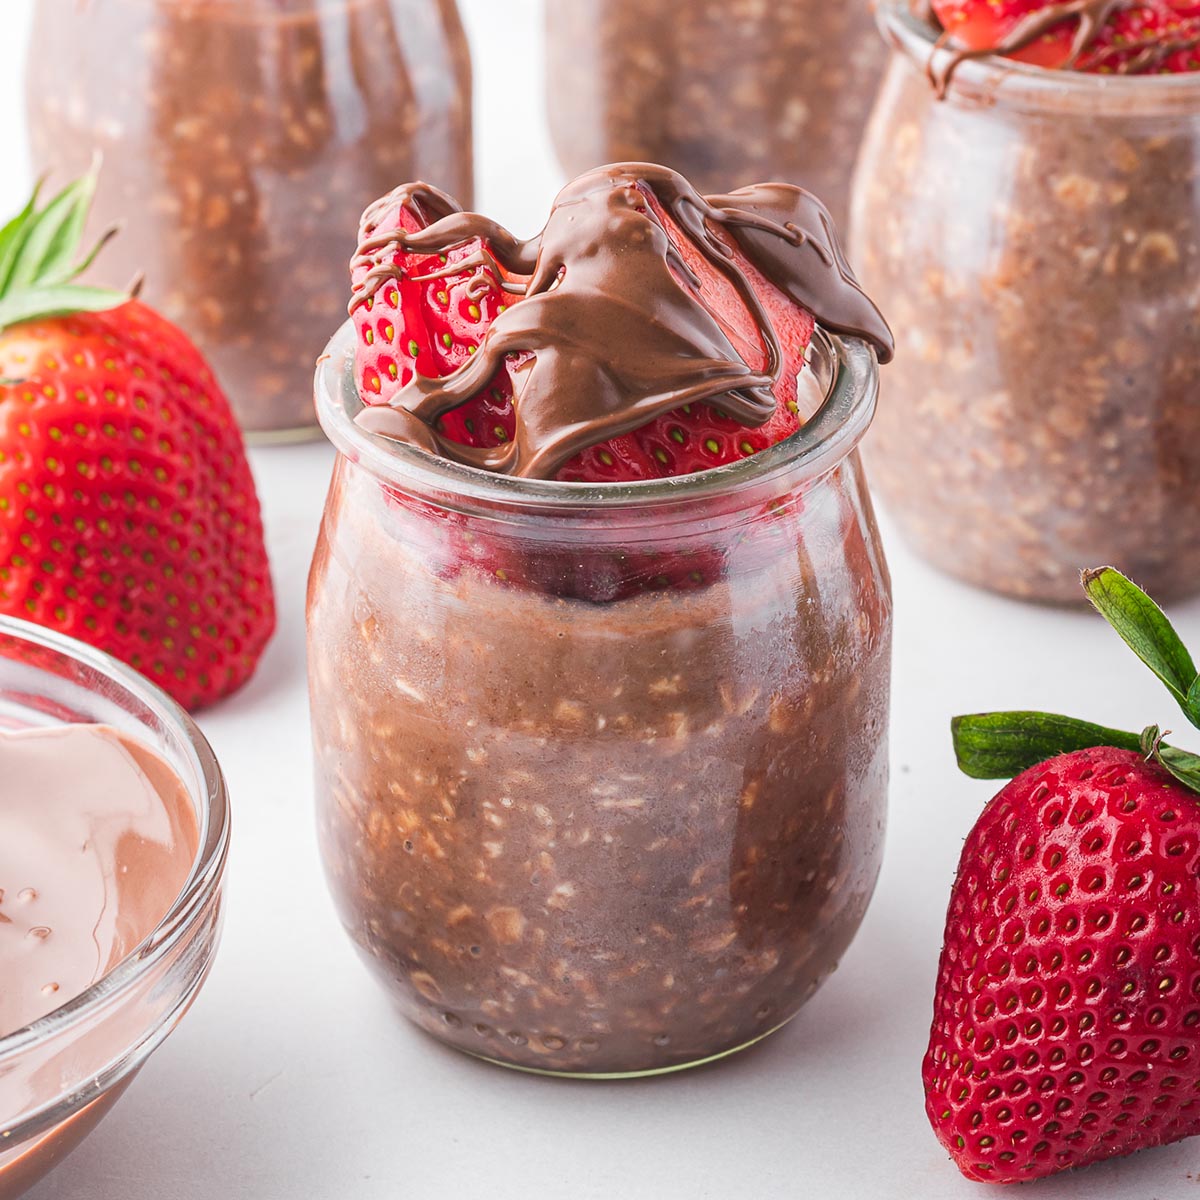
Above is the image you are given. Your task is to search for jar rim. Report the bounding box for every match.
[878,0,1200,113]
[0,616,230,1065]
[315,320,880,514]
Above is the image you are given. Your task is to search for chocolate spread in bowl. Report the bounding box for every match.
[0,723,198,1197]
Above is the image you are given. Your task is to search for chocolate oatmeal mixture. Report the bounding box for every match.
[309,454,891,1075]
[25,0,473,439]
[545,0,886,229]
[851,4,1200,603]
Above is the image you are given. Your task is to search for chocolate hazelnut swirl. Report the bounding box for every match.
[349,164,893,481]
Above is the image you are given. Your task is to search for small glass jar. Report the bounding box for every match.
[851,2,1200,604]
[308,321,892,1077]
[25,0,474,443]
[545,0,886,228]
[0,616,228,1199]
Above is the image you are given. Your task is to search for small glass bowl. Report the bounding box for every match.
[0,617,230,1199]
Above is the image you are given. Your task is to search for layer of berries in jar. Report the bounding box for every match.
[850,0,1200,604]
[545,0,886,230]
[307,165,896,1076]
[25,0,473,441]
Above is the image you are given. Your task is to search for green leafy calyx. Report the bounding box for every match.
[952,568,1200,796]
[0,171,129,334]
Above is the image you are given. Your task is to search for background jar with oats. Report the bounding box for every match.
[850,1,1200,604]
[24,0,473,442]
[544,0,885,229]
[308,323,892,1078]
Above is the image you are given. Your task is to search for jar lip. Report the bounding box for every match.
[0,615,230,1065]
[878,0,1200,110]
[315,320,879,513]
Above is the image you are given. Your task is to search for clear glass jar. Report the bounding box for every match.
[308,321,892,1077]
[0,617,228,1199]
[545,0,886,228]
[851,2,1200,604]
[25,0,474,443]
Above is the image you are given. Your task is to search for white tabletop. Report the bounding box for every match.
[6,3,1200,1196]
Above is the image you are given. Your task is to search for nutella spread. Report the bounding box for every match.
[350,165,893,479]
[0,725,198,1039]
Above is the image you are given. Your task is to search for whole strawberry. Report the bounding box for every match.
[929,568,1200,1182]
[0,175,274,709]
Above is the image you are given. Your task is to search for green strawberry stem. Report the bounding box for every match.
[0,170,129,334]
[953,567,1200,796]
[952,712,1145,779]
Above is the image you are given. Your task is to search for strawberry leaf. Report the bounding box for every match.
[1147,730,1200,796]
[0,174,127,334]
[1083,566,1199,724]
[952,711,1144,780]
[0,284,130,332]
[1189,676,1200,730]
[0,182,42,291]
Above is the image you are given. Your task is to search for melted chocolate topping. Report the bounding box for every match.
[927,0,1199,93]
[350,164,893,481]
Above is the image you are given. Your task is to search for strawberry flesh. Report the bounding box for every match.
[931,0,1200,72]
[354,184,816,485]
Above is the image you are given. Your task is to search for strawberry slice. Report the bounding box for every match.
[351,193,518,454]
[931,0,1200,72]
[354,183,817,485]
[558,188,816,483]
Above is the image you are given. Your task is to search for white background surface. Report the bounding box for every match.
[5,2,1200,1197]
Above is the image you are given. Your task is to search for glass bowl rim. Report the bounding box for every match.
[0,615,230,1064]
[315,321,880,513]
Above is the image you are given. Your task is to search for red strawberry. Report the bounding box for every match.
[348,175,821,600]
[0,176,274,709]
[351,185,519,456]
[934,568,1200,1182]
[352,181,816,485]
[558,187,816,482]
[931,0,1200,72]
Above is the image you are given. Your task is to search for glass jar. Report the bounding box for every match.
[545,0,886,228]
[851,2,1200,604]
[308,321,892,1077]
[25,0,474,442]
[0,616,228,1198]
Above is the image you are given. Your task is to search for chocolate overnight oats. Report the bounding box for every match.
[545,0,886,229]
[25,0,473,440]
[308,165,895,1075]
[850,0,1200,603]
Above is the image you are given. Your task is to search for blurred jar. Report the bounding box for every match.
[545,0,885,227]
[851,1,1200,603]
[26,0,473,442]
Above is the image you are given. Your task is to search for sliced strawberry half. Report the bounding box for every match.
[931,0,1200,72]
[559,187,816,483]
[351,196,518,454]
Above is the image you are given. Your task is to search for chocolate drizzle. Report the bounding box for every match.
[350,165,893,481]
[927,0,1197,93]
